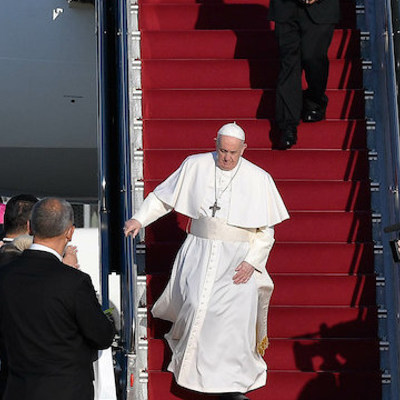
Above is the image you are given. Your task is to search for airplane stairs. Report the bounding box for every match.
[134,0,383,398]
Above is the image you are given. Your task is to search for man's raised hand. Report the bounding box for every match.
[124,218,142,238]
[63,245,80,269]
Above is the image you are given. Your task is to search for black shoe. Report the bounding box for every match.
[302,106,326,122]
[219,393,250,400]
[277,127,297,150]
[302,90,328,122]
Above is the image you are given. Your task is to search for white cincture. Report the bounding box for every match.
[190,217,255,242]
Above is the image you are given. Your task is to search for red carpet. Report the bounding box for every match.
[139,0,381,398]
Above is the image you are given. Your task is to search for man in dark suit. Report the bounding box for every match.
[0,194,38,398]
[0,198,114,400]
[269,0,340,149]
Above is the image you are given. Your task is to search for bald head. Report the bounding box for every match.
[30,198,74,239]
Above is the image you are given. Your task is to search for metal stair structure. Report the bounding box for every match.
[115,0,400,398]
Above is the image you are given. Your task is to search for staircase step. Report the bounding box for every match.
[148,306,378,339]
[268,243,374,274]
[144,149,369,181]
[275,211,372,242]
[147,370,381,400]
[144,210,372,243]
[269,275,376,306]
[267,180,370,211]
[249,370,382,400]
[145,242,374,274]
[148,338,380,372]
[139,0,354,6]
[143,89,364,119]
[142,119,367,150]
[142,59,362,89]
[139,4,355,30]
[146,273,376,306]
[138,0,379,396]
[142,29,360,59]
[144,180,371,211]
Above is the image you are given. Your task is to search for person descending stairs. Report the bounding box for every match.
[136,0,382,398]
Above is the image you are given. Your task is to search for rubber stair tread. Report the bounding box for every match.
[142,59,362,89]
[142,29,360,59]
[142,119,367,150]
[143,89,365,119]
[144,149,369,180]
[148,306,379,339]
[147,370,381,400]
[145,242,374,274]
[148,338,380,372]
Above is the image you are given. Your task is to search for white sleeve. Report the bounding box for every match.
[244,226,275,272]
[132,192,173,228]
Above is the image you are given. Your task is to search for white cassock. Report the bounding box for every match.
[133,152,289,394]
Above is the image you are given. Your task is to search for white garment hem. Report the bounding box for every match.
[168,368,267,394]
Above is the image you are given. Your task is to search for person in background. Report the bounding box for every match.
[1,194,38,244]
[0,198,114,400]
[0,194,39,398]
[269,0,340,149]
[0,194,78,268]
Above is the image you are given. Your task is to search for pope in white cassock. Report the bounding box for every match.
[124,123,289,400]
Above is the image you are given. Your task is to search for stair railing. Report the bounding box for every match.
[96,0,141,398]
[361,0,400,397]
[124,0,148,399]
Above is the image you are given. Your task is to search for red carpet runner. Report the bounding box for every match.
[139,0,382,398]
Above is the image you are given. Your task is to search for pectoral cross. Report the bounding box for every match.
[209,200,221,217]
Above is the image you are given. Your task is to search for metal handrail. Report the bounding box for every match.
[96,0,111,310]
[362,0,400,397]
[96,0,136,398]
[117,0,135,358]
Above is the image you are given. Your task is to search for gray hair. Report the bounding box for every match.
[30,198,74,238]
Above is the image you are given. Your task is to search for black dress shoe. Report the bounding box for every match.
[302,91,328,122]
[277,126,297,150]
[219,393,250,400]
[302,106,326,122]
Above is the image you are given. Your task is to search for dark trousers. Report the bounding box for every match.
[275,8,335,129]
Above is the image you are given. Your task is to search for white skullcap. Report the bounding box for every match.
[217,122,245,141]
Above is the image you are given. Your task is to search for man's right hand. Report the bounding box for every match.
[63,245,80,269]
[124,218,142,238]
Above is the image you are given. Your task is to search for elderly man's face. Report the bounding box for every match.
[216,135,247,171]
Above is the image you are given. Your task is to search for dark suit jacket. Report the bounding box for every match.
[269,0,340,24]
[0,250,115,400]
[0,243,22,400]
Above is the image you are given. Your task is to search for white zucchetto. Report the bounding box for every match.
[217,122,245,141]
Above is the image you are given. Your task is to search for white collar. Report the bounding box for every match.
[29,243,63,262]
